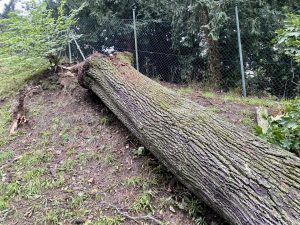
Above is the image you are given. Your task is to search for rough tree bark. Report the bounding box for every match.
[78,55,300,225]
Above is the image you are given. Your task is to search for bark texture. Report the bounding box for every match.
[79,55,300,225]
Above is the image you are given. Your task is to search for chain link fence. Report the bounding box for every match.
[68,7,300,99]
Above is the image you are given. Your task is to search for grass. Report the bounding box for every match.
[104,153,117,165]
[93,215,125,225]
[0,181,21,210]
[0,103,12,147]
[202,91,216,99]
[177,86,194,95]
[59,159,76,172]
[22,177,45,198]
[70,192,88,209]
[0,150,14,164]
[60,128,70,144]
[223,92,280,107]
[100,116,112,126]
[126,176,157,189]
[132,190,154,213]
[16,150,53,168]
[44,209,61,224]
[126,176,148,188]
[40,131,52,147]
[77,151,99,166]
[0,55,48,100]
[23,167,48,181]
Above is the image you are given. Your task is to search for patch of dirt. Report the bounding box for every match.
[1,72,226,225]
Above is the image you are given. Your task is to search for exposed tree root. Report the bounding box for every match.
[99,202,163,225]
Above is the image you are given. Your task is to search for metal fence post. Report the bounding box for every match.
[235,5,247,97]
[68,41,72,64]
[133,8,140,71]
[68,30,72,63]
[72,35,86,61]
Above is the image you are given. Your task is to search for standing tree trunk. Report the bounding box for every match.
[202,8,222,86]
[79,55,300,225]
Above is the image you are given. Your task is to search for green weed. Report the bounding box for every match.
[126,176,147,188]
[60,128,69,144]
[126,176,157,189]
[16,150,53,168]
[0,150,14,164]
[132,191,154,213]
[59,159,76,172]
[5,182,21,199]
[104,153,117,165]
[100,116,112,126]
[0,181,21,210]
[45,172,66,189]
[44,209,61,224]
[0,103,12,146]
[224,92,278,107]
[93,215,124,225]
[77,152,98,166]
[23,167,48,181]
[0,196,8,211]
[70,192,87,209]
[202,91,216,99]
[241,117,254,127]
[22,177,45,198]
[40,131,52,147]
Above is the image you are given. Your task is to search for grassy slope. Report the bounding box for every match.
[0,56,48,100]
[0,56,48,148]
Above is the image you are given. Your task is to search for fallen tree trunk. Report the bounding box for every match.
[78,55,300,225]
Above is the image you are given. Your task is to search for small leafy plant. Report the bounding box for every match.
[257,97,300,155]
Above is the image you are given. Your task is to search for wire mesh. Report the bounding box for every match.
[69,9,300,99]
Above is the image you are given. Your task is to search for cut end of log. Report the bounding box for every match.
[78,52,133,89]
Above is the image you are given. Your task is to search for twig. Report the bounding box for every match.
[99,202,163,225]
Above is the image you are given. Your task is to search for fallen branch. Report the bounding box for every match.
[99,202,163,225]
[9,85,41,135]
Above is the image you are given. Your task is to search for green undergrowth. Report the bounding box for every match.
[0,55,48,100]
[257,97,300,155]
[223,92,280,107]
[0,55,48,147]
[176,83,286,107]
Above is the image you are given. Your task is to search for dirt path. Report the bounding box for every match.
[0,72,226,225]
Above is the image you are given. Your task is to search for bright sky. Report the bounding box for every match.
[0,0,10,13]
[0,0,30,14]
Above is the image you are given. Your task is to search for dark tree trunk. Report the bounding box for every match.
[202,9,222,86]
[79,55,300,225]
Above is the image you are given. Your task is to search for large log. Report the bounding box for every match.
[78,55,300,225]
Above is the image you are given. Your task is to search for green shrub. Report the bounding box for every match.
[257,97,300,155]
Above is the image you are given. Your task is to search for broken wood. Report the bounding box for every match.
[78,55,300,225]
[9,85,41,134]
[255,106,269,134]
